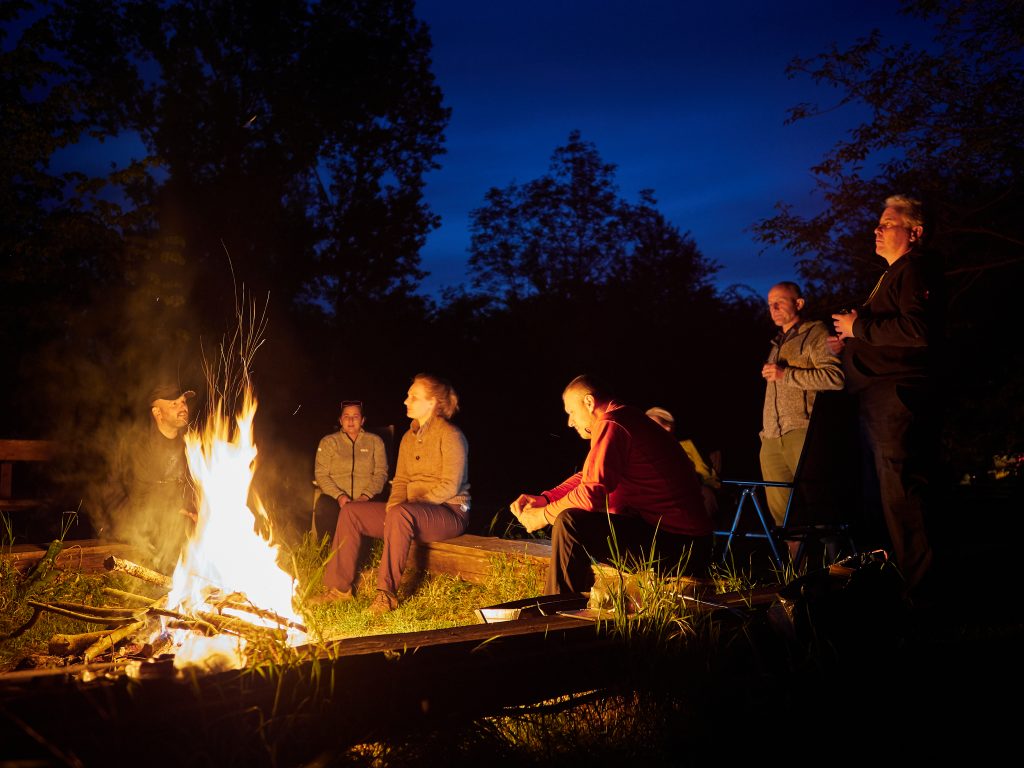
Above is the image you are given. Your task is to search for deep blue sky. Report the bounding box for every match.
[413,0,921,300]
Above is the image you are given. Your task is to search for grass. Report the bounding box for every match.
[3,524,1022,766]
[0,543,151,671]
[294,530,546,643]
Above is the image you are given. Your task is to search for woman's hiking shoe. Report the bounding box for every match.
[305,587,353,606]
[368,590,399,614]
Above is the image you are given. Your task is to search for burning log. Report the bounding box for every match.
[83,621,146,663]
[103,555,173,588]
[147,606,219,636]
[213,596,307,633]
[194,610,288,642]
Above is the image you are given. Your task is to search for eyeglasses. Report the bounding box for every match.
[340,400,363,410]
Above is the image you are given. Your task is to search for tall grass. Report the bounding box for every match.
[1,526,794,766]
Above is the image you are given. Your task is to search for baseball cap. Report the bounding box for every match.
[148,384,197,405]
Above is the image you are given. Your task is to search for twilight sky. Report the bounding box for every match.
[412,0,924,300]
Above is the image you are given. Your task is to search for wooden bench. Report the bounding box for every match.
[0,439,57,514]
[0,539,143,574]
[408,533,551,585]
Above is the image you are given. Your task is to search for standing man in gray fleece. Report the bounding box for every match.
[759,282,844,558]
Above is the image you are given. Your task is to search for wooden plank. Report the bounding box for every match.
[0,499,48,511]
[0,440,57,509]
[0,612,620,764]
[0,539,145,574]
[409,533,550,584]
[0,440,57,462]
[319,612,591,656]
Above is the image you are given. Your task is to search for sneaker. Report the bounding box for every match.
[368,590,399,614]
[305,587,353,606]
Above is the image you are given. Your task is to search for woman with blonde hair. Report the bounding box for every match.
[317,373,471,613]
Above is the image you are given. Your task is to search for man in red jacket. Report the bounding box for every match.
[510,375,712,595]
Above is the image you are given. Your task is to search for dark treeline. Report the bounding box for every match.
[0,1,766,539]
[2,0,1021,540]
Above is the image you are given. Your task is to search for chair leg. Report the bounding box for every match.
[748,491,784,569]
[718,489,752,564]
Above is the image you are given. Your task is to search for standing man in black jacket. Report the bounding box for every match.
[831,194,942,601]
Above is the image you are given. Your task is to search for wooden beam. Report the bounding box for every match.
[0,539,144,574]
[407,532,550,584]
[0,440,57,462]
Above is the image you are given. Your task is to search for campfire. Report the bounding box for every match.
[18,385,308,677]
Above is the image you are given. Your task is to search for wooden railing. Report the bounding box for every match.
[0,439,58,513]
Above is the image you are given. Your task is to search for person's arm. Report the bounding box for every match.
[853,262,932,347]
[542,473,582,502]
[314,435,347,501]
[543,421,629,520]
[681,440,718,487]
[783,324,844,391]
[386,432,411,509]
[359,433,389,499]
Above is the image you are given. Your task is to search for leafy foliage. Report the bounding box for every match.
[469,130,718,306]
[754,0,1024,469]
[0,0,448,436]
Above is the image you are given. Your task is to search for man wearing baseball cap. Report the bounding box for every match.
[107,382,199,571]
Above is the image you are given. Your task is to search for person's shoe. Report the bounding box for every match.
[304,587,353,606]
[368,590,399,614]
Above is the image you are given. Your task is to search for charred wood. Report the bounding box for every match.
[215,598,306,632]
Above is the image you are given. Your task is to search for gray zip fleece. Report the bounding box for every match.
[314,429,389,500]
[760,320,844,439]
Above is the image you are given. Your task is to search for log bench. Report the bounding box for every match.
[0,539,143,574]
[407,532,551,584]
[0,439,57,514]
[0,533,550,585]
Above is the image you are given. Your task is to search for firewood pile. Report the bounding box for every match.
[5,554,307,676]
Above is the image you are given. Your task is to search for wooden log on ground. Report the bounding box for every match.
[24,600,139,626]
[49,629,126,657]
[0,612,613,765]
[83,620,146,662]
[407,533,551,584]
[0,539,143,574]
[102,587,157,606]
[103,555,173,589]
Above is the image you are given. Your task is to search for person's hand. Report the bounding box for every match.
[510,493,545,516]
[832,310,858,340]
[761,362,786,382]
[358,493,370,502]
[825,335,845,355]
[510,494,551,533]
[513,506,550,533]
[337,493,351,509]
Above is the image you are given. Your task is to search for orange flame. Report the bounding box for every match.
[164,387,305,670]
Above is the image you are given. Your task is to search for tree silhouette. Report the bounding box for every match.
[754,0,1024,472]
[466,131,667,305]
